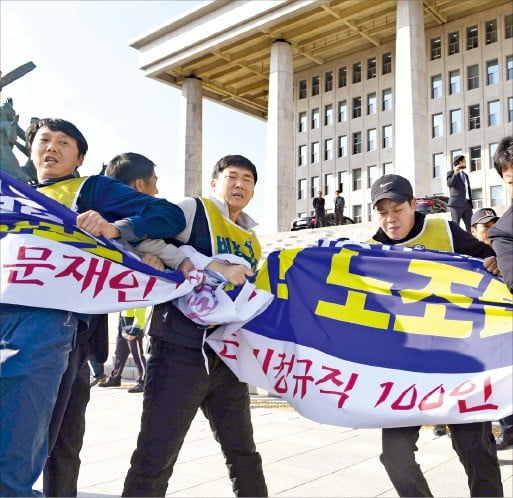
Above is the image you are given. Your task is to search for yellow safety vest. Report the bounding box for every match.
[37,177,88,210]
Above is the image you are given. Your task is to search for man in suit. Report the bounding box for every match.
[334,190,345,225]
[447,155,473,232]
[313,190,326,227]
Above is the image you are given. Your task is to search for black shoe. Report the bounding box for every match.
[128,381,144,393]
[433,424,447,436]
[90,374,107,388]
[496,434,513,450]
[99,376,121,388]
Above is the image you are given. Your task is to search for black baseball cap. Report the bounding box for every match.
[371,174,413,207]
[471,208,499,226]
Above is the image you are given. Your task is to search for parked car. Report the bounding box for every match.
[290,213,355,231]
[415,195,448,214]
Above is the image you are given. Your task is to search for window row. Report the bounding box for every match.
[297,163,394,201]
[430,15,513,60]
[431,56,513,98]
[298,89,392,132]
[432,144,502,180]
[298,126,393,165]
[298,53,392,98]
[431,98,513,136]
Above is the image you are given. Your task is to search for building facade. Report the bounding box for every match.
[294,6,513,222]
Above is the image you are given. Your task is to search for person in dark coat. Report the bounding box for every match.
[313,190,326,227]
[447,155,473,232]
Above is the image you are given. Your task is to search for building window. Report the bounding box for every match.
[298,145,306,166]
[448,31,459,55]
[338,135,347,157]
[298,79,307,99]
[470,146,481,171]
[488,100,500,127]
[432,153,443,178]
[449,70,460,94]
[472,188,483,209]
[367,164,378,188]
[338,66,347,87]
[324,138,333,160]
[324,173,333,195]
[432,113,443,138]
[352,62,362,83]
[367,92,377,115]
[298,179,306,200]
[382,88,392,111]
[487,59,499,85]
[352,169,362,191]
[450,109,461,134]
[367,203,373,222]
[352,132,362,154]
[311,176,319,198]
[325,71,333,92]
[312,75,320,96]
[469,104,480,130]
[311,142,319,163]
[382,52,392,74]
[509,97,513,122]
[353,204,362,223]
[467,64,479,90]
[338,171,347,192]
[352,97,362,118]
[431,37,441,60]
[489,143,498,169]
[507,55,513,80]
[325,104,333,126]
[467,25,478,49]
[485,19,498,44]
[367,129,377,152]
[338,100,347,122]
[506,14,513,39]
[431,74,442,98]
[311,108,319,129]
[383,162,393,175]
[382,125,392,148]
[298,112,307,133]
[367,57,377,79]
[490,185,503,207]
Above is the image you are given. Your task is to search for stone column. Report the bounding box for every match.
[265,40,294,233]
[394,0,430,196]
[177,77,202,196]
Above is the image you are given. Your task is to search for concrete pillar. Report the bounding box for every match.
[265,40,295,233]
[395,0,430,197]
[177,77,202,196]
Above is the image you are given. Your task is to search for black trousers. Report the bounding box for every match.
[110,331,146,382]
[450,201,473,232]
[123,339,267,497]
[380,423,503,497]
[43,343,91,497]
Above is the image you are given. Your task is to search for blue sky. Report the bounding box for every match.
[1,1,270,230]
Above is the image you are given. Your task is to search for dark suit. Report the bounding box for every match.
[488,203,513,293]
[447,169,473,232]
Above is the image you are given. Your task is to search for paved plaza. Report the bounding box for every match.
[35,383,513,497]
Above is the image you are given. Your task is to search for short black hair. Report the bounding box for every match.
[493,136,513,178]
[105,153,155,185]
[26,118,88,156]
[453,155,465,167]
[212,155,257,184]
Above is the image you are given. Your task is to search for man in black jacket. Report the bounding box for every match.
[369,174,503,498]
[447,155,473,232]
[313,190,326,227]
[488,135,513,451]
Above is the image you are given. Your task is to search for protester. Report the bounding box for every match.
[123,155,268,497]
[0,118,187,497]
[488,135,513,450]
[447,155,473,232]
[368,174,503,497]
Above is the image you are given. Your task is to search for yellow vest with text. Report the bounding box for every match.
[37,177,89,210]
[368,217,454,251]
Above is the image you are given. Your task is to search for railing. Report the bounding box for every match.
[467,35,478,49]
[469,116,480,130]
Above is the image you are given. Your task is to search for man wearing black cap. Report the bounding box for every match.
[447,155,473,232]
[471,208,500,246]
[368,174,503,498]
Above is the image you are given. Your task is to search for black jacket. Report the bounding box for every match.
[313,196,325,212]
[447,169,473,208]
[371,212,494,259]
[488,204,513,294]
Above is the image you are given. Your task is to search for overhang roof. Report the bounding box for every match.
[131,0,509,120]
